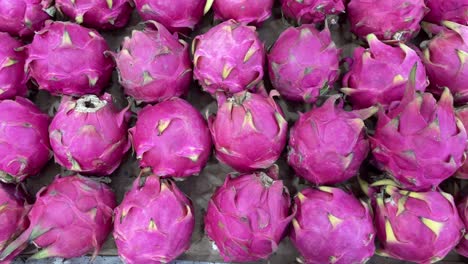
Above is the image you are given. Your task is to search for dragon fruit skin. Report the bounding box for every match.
[424,0,468,25]
[114,175,195,264]
[290,187,375,264]
[455,107,468,179]
[342,34,428,109]
[288,95,375,185]
[55,0,133,30]
[421,21,468,104]
[456,196,468,257]
[0,33,27,100]
[113,21,192,103]
[26,21,114,96]
[193,20,265,96]
[0,183,29,263]
[280,0,345,24]
[373,184,464,263]
[130,98,212,178]
[347,0,427,42]
[268,25,341,103]
[209,91,287,172]
[0,0,52,38]
[371,87,467,191]
[0,175,116,260]
[134,0,206,33]
[0,98,51,183]
[205,171,294,262]
[213,0,273,25]
[49,94,130,176]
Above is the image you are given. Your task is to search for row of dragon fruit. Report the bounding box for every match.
[0,0,467,264]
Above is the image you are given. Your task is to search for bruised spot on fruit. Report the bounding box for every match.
[420,217,443,237]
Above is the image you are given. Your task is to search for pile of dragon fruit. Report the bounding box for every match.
[0,0,468,263]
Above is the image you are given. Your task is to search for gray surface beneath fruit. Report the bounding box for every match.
[12,5,468,264]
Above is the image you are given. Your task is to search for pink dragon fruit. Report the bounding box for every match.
[0,98,50,183]
[134,0,206,33]
[209,90,287,172]
[0,0,53,38]
[193,19,265,96]
[55,0,133,30]
[205,171,294,262]
[213,0,273,25]
[268,25,341,103]
[372,183,464,263]
[456,195,468,257]
[424,0,468,25]
[371,70,467,191]
[455,107,468,179]
[130,97,212,178]
[49,94,130,176]
[114,175,195,264]
[0,183,29,263]
[280,0,345,24]
[342,34,428,109]
[0,33,27,100]
[113,21,192,103]
[421,21,468,104]
[288,95,375,185]
[26,21,114,96]
[347,0,427,42]
[0,175,116,260]
[290,187,375,264]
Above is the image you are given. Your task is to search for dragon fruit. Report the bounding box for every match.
[0,175,116,260]
[114,175,195,264]
[134,0,206,33]
[0,0,53,38]
[205,171,294,262]
[456,195,468,257]
[0,33,27,100]
[113,21,192,103]
[421,21,468,104]
[49,94,130,176]
[372,183,464,263]
[0,183,29,263]
[209,91,287,172]
[342,34,428,109]
[193,19,265,96]
[347,0,427,42]
[130,97,212,178]
[55,0,133,30]
[280,0,345,24]
[371,68,467,191]
[26,21,114,96]
[424,0,468,25]
[213,0,273,25]
[268,25,341,103]
[288,95,375,185]
[455,107,468,179]
[0,98,50,183]
[290,187,375,264]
